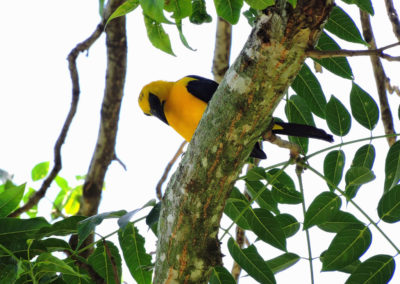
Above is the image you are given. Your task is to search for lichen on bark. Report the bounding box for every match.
[154,1,334,283]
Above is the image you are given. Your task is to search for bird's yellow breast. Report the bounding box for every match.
[164,77,207,141]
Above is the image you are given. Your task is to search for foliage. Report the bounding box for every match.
[2,0,399,283]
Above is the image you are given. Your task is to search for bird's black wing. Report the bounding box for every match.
[186,75,219,104]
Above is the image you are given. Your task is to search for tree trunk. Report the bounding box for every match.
[154,1,334,283]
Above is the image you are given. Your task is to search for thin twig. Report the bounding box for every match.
[385,0,400,41]
[8,23,105,218]
[360,10,396,146]
[306,42,400,61]
[231,226,245,281]
[156,141,187,200]
[263,131,301,160]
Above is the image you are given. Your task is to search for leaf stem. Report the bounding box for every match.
[296,166,315,284]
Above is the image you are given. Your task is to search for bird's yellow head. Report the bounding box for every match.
[138,80,173,124]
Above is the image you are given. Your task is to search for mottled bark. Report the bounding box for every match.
[154,1,334,283]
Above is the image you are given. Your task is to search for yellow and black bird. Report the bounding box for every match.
[138,75,333,159]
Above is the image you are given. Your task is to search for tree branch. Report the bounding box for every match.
[306,42,400,61]
[79,0,127,217]
[8,22,105,218]
[360,10,396,146]
[154,1,334,283]
[156,141,187,201]
[385,0,400,42]
[212,17,232,83]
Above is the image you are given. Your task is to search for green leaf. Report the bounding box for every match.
[146,202,161,235]
[326,95,352,136]
[341,0,374,15]
[285,95,315,153]
[64,185,82,215]
[275,213,300,238]
[214,0,244,24]
[247,208,286,251]
[345,144,375,199]
[34,216,86,239]
[0,258,18,283]
[35,253,87,278]
[144,14,175,55]
[265,253,300,274]
[0,183,25,217]
[106,0,139,25]
[246,167,267,181]
[210,266,236,284]
[384,141,400,191]
[325,6,366,45]
[322,224,371,271]
[291,64,327,118]
[224,199,252,230]
[243,8,258,27]
[287,0,297,8]
[165,0,192,19]
[270,183,302,204]
[350,82,379,130]
[267,169,296,191]
[267,169,302,204]
[140,0,170,23]
[0,217,50,244]
[227,238,276,284]
[318,211,363,233]
[345,255,395,284]
[245,180,279,214]
[189,0,212,24]
[324,150,346,191]
[378,184,400,223]
[77,210,126,249]
[176,19,195,51]
[351,144,375,169]
[31,161,49,181]
[118,200,156,229]
[244,0,274,10]
[313,32,353,79]
[304,192,342,229]
[88,241,122,284]
[345,167,375,189]
[31,238,71,254]
[118,224,152,284]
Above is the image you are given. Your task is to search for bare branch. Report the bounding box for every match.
[8,23,105,218]
[306,42,400,61]
[361,10,396,146]
[212,17,232,83]
[385,0,400,41]
[156,141,187,201]
[79,0,127,217]
[263,131,301,160]
[231,226,245,281]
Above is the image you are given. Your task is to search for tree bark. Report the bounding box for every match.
[80,0,128,217]
[154,1,333,283]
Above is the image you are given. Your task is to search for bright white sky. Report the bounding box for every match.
[1,1,400,283]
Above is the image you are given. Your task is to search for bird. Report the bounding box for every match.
[138,75,333,159]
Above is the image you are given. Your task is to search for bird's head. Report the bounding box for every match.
[138,80,173,125]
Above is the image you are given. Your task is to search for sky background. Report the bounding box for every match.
[1,1,400,283]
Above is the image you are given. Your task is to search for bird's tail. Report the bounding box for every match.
[272,121,334,142]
